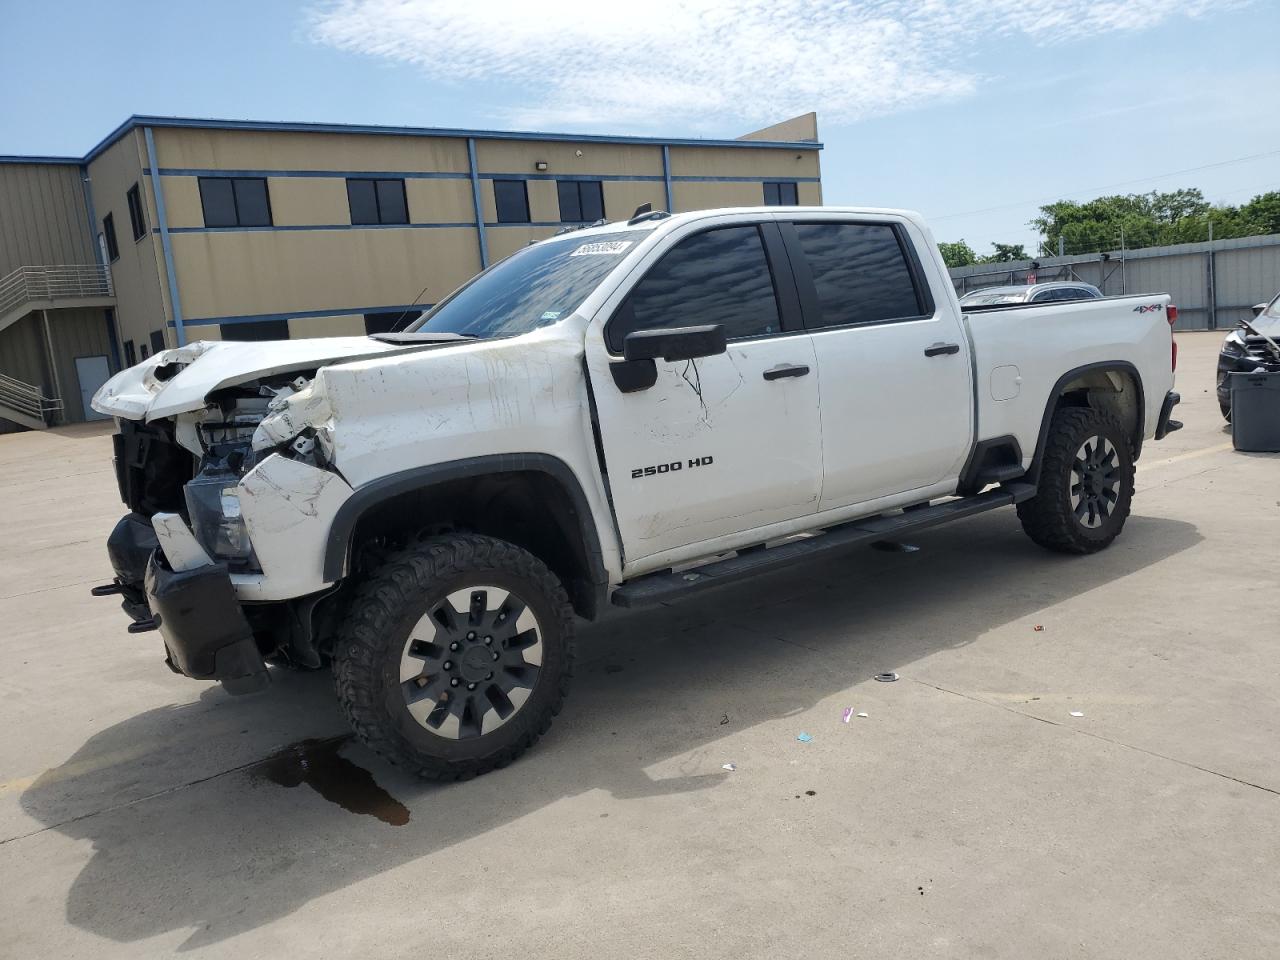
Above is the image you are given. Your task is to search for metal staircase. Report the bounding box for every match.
[0,373,61,430]
[0,263,114,335]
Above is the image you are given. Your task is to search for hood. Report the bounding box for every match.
[1226,312,1280,347]
[92,336,406,421]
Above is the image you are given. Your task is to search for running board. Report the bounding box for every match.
[611,482,1036,609]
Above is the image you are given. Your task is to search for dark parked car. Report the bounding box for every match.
[958,281,1103,307]
[1217,293,1280,420]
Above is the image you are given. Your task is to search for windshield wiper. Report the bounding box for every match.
[369,332,480,345]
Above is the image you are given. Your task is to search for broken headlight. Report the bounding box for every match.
[184,456,257,568]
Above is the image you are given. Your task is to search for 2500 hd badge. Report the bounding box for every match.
[631,455,714,479]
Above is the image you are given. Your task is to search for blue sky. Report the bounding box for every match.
[2,0,1276,252]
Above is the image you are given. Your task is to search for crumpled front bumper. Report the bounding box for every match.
[103,513,158,623]
[144,554,270,694]
[104,514,269,694]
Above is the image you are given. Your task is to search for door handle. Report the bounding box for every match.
[924,342,961,357]
[762,363,810,381]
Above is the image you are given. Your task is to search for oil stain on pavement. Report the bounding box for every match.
[252,737,410,826]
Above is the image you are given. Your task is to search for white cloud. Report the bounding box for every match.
[307,0,1245,131]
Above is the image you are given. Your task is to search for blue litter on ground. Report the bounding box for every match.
[797,732,813,743]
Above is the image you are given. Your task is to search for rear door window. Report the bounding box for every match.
[790,223,926,329]
[606,225,781,352]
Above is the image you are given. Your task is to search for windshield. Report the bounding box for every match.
[406,230,649,338]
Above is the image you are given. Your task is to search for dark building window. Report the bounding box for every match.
[150,330,166,354]
[557,180,604,223]
[347,178,409,225]
[791,223,925,329]
[219,319,290,341]
[126,183,147,240]
[198,177,273,227]
[763,182,799,206]
[493,180,530,223]
[607,225,780,352]
[364,310,421,334]
[139,344,149,360]
[123,340,136,366]
[103,213,119,262]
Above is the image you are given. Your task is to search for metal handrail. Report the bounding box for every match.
[0,264,113,318]
[0,372,62,423]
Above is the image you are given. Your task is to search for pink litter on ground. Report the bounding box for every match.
[841,707,853,723]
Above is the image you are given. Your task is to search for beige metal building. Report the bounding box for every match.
[0,112,821,428]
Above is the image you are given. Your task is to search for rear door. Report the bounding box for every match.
[779,217,973,511]
[584,220,822,570]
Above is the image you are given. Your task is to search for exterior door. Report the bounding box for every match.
[585,223,822,570]
[75,355,112,421]
[780,219,973,510]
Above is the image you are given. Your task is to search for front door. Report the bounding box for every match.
[585,222,822,571]
[75,355,112,421]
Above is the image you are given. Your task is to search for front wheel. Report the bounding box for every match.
[333,534,574,780]
[1017,406,1135,554]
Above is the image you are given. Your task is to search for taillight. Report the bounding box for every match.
[1168,303,1178,370]
[1166,304,1178,326]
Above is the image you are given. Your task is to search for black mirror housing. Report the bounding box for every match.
[623,325,727,363]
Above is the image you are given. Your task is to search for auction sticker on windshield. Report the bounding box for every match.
[569,240,633,257]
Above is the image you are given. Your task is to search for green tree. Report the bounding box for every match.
[938,240,977,268]
[1241,191,1280,234]
[977,242,1030,263]
[1028,188,1280,256]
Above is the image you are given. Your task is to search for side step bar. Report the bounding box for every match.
[611,482,1036,609]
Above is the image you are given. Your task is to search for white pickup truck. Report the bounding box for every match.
[92,206,1182,779]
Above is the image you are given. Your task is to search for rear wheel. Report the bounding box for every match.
[1220,401,1232,422]
[333,534,574,780]
[1018,406,1134,554]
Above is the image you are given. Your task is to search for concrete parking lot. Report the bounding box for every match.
[1,330,1277,959]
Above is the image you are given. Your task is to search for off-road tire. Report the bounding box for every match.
[333,534,575,780]
[1017,406,1135,555]
[1220,401,1231,422]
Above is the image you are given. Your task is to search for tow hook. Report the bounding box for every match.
[127,617,161,634]
[90,581,123,597]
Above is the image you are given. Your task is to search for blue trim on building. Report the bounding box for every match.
[144,126,186,347]
[0,155,82,165]
[467,138,489,270]
[165,220,654,234]
[178,303,436,328]
[142,165,815,185]
[78,115,822,165]
[147,167,673,183]
[673,175,819,183]
[167,223,476,234]
[148,167,472,180]
[662,146,673,212]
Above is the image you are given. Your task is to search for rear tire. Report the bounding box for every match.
[1220,401,1232,422]
[333,534,574,780]
[1018,406,1135,555]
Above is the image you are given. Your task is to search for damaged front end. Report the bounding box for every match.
[95,369,354,694]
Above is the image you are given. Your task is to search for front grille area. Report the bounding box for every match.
[112,419,196,516]
[1244,337,1280,362]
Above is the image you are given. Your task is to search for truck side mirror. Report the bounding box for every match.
[623,325,727,363]
[610,325,727,393]
[1253,303,1267,318]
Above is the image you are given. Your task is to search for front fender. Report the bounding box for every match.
[233,454,354,601]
